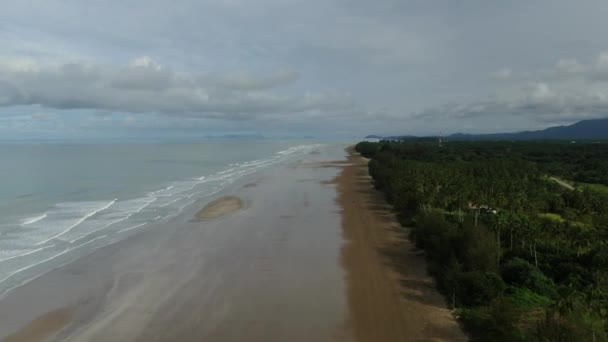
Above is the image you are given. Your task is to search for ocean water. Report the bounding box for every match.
[0,140,323,295]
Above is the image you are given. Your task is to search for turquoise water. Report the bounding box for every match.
[0,140,323,294]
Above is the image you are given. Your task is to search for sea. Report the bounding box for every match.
[0,139,327,296]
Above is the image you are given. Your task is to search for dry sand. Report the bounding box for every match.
[334,149,467,342]
[194,196,243,220]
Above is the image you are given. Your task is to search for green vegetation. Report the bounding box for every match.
[356,140,608,341]
[578,182,608,195]
[538,213,564,223]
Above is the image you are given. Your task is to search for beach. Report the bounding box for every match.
[0,145,464,341]
[335,150,467,341]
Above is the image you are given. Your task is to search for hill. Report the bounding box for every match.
[450,118,608,140]
[382,118,608,140]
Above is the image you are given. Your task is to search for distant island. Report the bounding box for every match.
[372,118,608,140]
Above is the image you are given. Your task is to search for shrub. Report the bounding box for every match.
[501,258,558,299]
[457,271,506,306]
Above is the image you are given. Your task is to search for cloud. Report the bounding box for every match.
[208,70,299,91]
[412,82,608,124]
[490,68,512,80]
[5,0,608,136]
[111,57,173,91]
[486,51,608,84]
[411,50,608,126]
[540,50,608,82]
[0,56,352,119]
[555,58,585,74]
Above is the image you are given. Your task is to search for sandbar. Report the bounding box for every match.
[194,196,243,220]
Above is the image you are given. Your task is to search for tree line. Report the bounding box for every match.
[356,140,608,341]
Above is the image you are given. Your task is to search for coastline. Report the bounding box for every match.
[334,148,467,341]
[0,144,465,341]
[0,145,349,341]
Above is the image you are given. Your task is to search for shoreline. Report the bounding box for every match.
[0,144,465,341]
[0,146,349,341]
[334,148,467,341]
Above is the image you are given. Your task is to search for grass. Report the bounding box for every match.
[510,288,553,308]
[546,175,608,195]
[539,213,565,223]
[577,182,608,194]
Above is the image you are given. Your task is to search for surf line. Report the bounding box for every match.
[0,235,108,286]
[34,200,117,246]
[20,214,47,226]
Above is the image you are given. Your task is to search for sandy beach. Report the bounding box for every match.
[335,149,467,341]
[0,146,465,341]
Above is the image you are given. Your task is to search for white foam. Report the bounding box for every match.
[117,223,147,234]
[0,245,56,263]
[20,214,47,226]
[148,185,175,197]
[218,168,235,175]
[33,200,116,246]
[158,197,182,208]
[0,235,119,299]
[0,235,107,286]
[65,197,156,243]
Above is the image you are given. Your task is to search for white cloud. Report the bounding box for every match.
[129,56,162,70]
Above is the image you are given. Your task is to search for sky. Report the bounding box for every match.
[1,0,608,140]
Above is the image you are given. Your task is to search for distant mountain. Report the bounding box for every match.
[524,118,608,139]
[448,118,608,140]
[365,135,383,139]
[384,118,608,141]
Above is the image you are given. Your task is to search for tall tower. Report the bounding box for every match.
[438,131,443,147]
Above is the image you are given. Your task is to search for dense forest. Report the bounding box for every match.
[356,140,608,341]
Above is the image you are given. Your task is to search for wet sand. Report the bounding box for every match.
[0,149,348,342]
[4,308,74,342]
[335,149,467,341]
